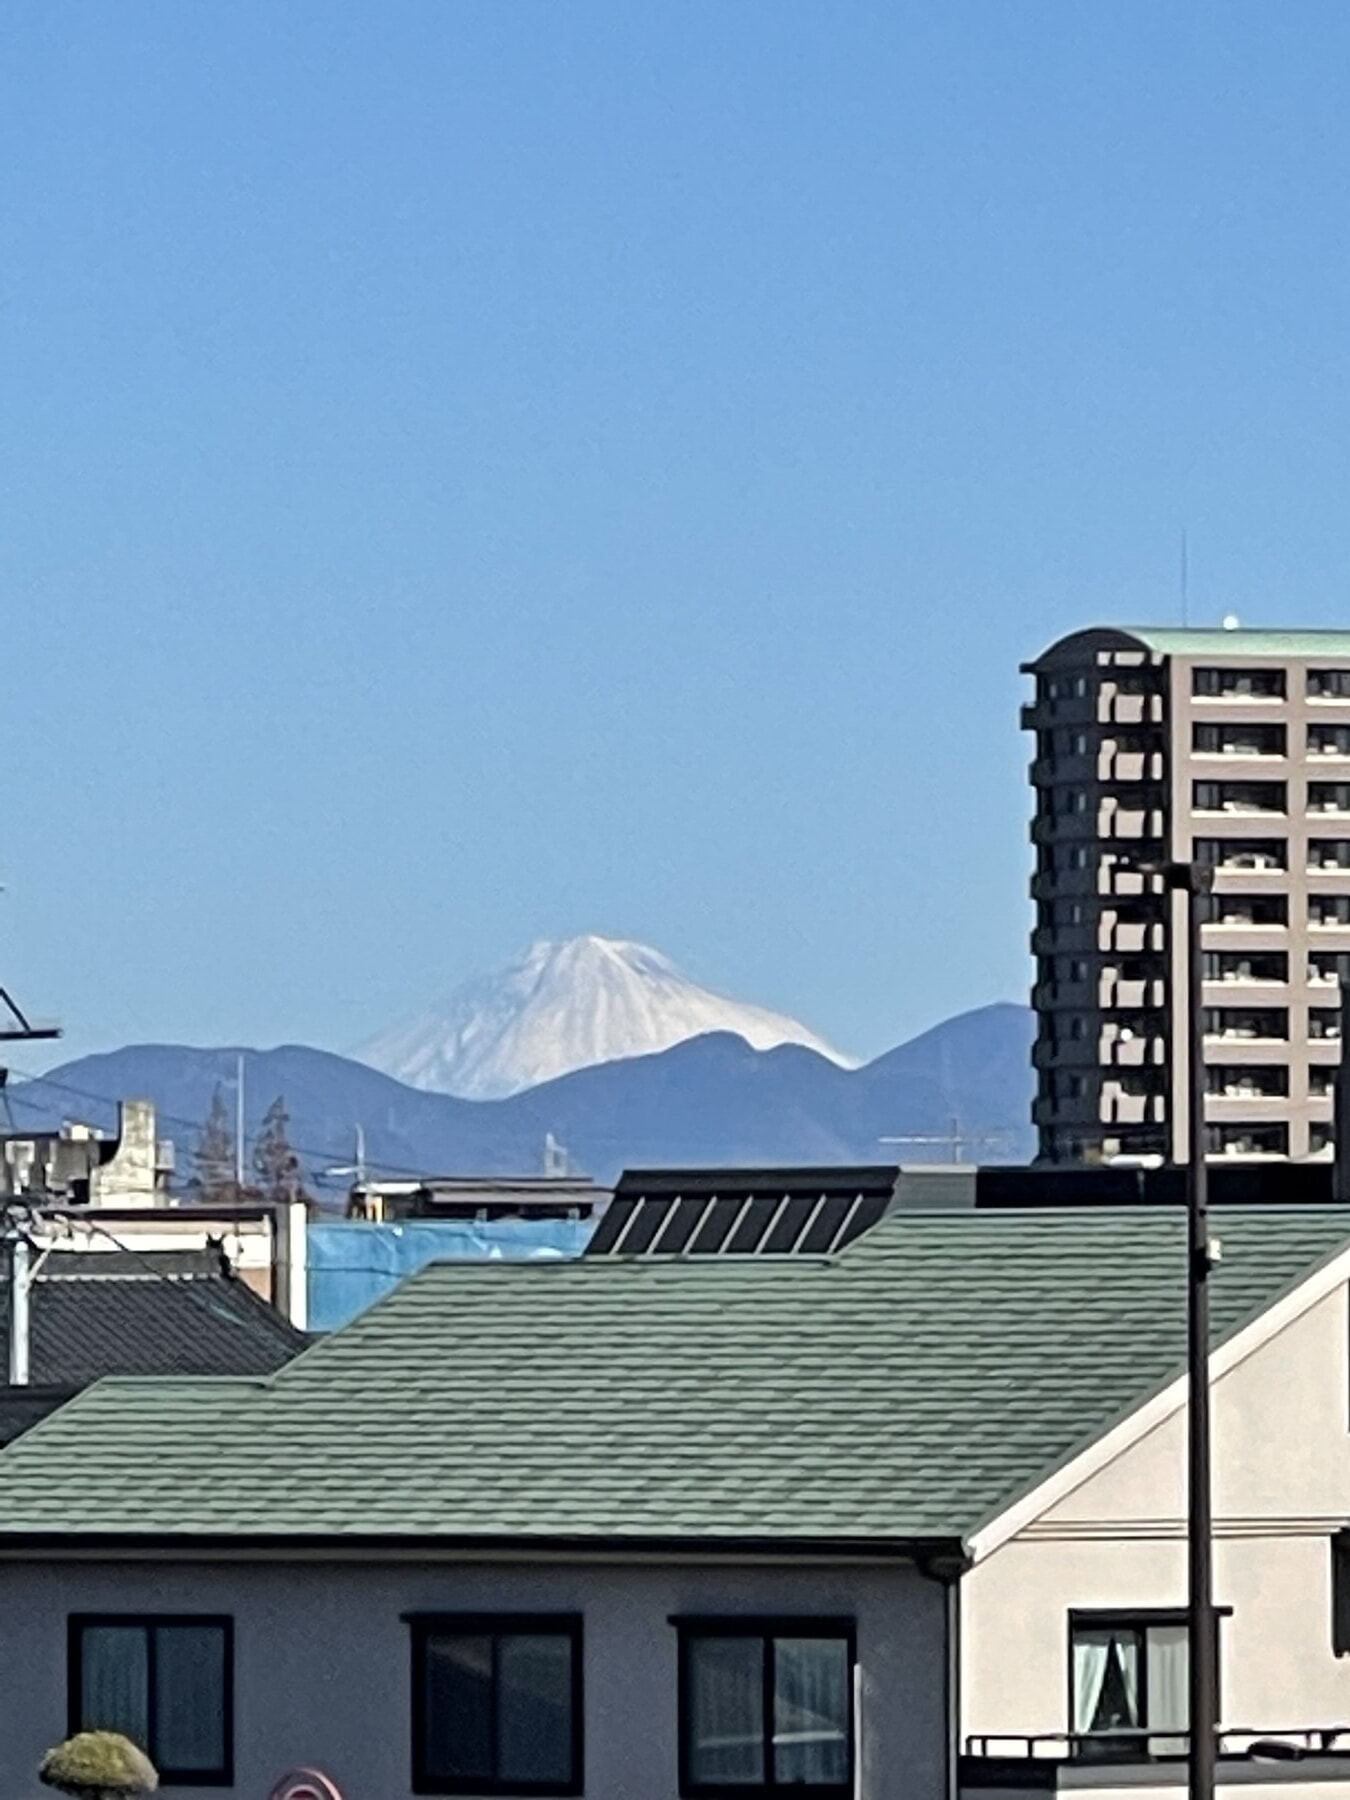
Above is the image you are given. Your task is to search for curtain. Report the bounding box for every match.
[155,1625,225,1774]
[1146,1626,1189,1758]
[80,1627,149,1751]
[1072,1636,1110,1736]
[689,1637,764,1785]
[773,1637,850,1785]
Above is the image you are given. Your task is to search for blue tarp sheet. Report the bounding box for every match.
[307,1218,593,1332]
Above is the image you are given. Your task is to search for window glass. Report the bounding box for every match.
[414,1620,579,1795]
[73,1618,230,1786]
[80,1626,149,1750]
[683,1627,852,1796]
[689,1636,765,1786]
[773,1639,849,1787]
[498,1635,574,1786]
[154,1625,226,1775]
[424,1635,494,1783]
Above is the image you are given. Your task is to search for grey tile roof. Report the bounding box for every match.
[0,1206,1344,1546]
[0,1248,305,1424]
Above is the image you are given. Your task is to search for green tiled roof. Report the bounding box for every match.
[0,1206,1347,1547]
[1125,627,1350,659]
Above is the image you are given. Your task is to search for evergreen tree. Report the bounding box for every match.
[253,1095,308,1205]
[192,1086,237,1202]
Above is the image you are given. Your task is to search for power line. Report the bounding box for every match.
[2,1062,443,1184]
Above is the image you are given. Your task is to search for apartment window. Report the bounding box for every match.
[1207,1123,1290,1157]
[1194,837,1286,872]
[1311,1009,1343,1041]
[1310,952,1345,984]
[1192,781,1286,815]
[69,1616,232,1787]
[1206,1065,1289,1099]
[677,1619,853,1798]
[1202,1008,1287,1041]
[1192,666,1284,699]
[409,1614,582,1797]
[1333,1536,1350,1655]
[1192,722,1285,756]
[1204,893,1287,927]
[1308,669,1350,700]
[1201,951,1287,985]
[1311,1124,1335,1155]
[1311,896,1350,927]
[1309,725,1350,758]
[1070,1613,1217,1759]
[1310,840,1350,871]
[1311,1066,1337,1097]
[1312,784,1350,815]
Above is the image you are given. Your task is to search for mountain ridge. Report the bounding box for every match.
[16,1002,1035,1186]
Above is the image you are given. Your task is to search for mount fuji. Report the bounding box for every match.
[352,935,854,1099]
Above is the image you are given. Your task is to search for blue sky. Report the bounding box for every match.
[6,1,1350,1065]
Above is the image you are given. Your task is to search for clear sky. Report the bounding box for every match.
[7,1,1350,1067]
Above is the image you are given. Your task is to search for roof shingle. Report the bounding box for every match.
[0,1206,1344,1545]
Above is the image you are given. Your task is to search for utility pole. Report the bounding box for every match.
[1148,858,1217,1800]
[6,1229,29,1386]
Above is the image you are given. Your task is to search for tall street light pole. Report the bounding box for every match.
[1151,858,1216,1800]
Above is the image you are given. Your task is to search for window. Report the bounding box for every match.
[1309,669,1350,700]
[1312,895,1350,927]
[1309,725,1350,758]
[1201,951,1287,984]
[1192,781,1286,814]
[1202,1007,1287,1041]
[1207,1123,1290,1157]
[1335,1536,1350,1655]
[677,1620,853,1798]
[1070,1612,1221,1759]
[1204,893,1287,926]
[1206,1065,1288,1098]
[1312,784,1350,815]
[1311,1066,1337,1097]
[409,1614,582,1797]
[1192,722,1285,756]
[1311,840,1350,870]
[1194,837,1286,871]
[1192,666,1284,699]
[69,1616,232,1787]
[1311,1124,1335,1155]
[1310,952,1345,984]
[1311,1008,1343,1041]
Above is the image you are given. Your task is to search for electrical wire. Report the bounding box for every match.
[2,1061,443,1184]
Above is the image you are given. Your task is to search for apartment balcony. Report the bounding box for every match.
[1097,691,1164,727]
[962,1726,1350,1800]
[1103,920,1164,954]
[1100,976,1166,1010]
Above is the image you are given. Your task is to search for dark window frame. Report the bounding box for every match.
[68,1613,234,1788]
[673,1614,856,1800]
[1067,1609,1226,1761]
[406,1611,584,1798]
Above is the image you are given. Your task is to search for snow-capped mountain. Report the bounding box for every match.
[353,935,853,1098]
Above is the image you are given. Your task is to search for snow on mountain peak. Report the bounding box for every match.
[353,935,853,1099]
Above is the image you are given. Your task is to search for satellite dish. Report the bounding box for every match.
[1222,613,1241,631]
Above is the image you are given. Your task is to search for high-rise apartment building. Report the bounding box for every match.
[1024,626,1350,1165]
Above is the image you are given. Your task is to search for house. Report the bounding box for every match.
[0,1246,308,1444]
[0,1204,1348,1798]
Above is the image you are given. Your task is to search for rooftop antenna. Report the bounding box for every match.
[1180,527,1190,627]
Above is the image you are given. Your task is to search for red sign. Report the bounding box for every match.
[269,1772,343,1800]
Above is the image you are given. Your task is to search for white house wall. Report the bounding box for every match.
[0,1555,949,1800]
[964,1281,1350,1744]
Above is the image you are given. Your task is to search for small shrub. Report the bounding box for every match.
[39,1731,159,1798]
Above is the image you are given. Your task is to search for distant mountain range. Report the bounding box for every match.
[353,935,852,1098]
[14,1003,1036,1187]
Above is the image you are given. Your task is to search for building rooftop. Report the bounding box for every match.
[0,1248,307,1445]
[0,1206,1346,1547]
[1125,626,1350,658]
